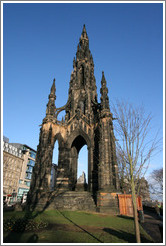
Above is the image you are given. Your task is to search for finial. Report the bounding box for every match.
[101,71,106,86]
[100,71,110,110]
[81,24,88,38]
[51,78,56,93]
[83,24,86,32]
[48,78,56,101]
[45,78,56,118]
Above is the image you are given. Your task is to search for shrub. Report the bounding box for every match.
[3,218,48,232]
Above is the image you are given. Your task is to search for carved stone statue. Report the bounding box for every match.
[77,171,86,184]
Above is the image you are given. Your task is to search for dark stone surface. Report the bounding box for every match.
[31,191,96,212]
[27,25,120,214]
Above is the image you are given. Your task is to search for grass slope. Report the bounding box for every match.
[3,210,153,243]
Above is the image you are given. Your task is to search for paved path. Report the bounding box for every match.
[141,210,163,243]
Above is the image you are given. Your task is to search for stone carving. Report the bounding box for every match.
[77,171,86,184]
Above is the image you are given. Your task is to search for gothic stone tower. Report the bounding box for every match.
[28,25,120,213]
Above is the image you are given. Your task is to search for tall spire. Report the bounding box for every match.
[100,71,110,111]
[45,78,56,119]
[76,24,90,61]
[81,24,88,40]
[49,78,56,99]
[66,25,98,123]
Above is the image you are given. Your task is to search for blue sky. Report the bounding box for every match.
[3,2,163,179]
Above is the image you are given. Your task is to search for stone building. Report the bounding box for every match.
[28,25,120,213]
[3,138,23,202]
[10,144,37,201]
[3,138,57,203]
[3,137,37,202]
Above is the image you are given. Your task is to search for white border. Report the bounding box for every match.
[162,1,165,246]
[1,1,4,245]
[1,1,165,3]
[1,1,165,245]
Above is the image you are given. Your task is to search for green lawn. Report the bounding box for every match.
[3,210,153,243]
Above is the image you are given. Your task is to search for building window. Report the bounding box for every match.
[18,188,29,196]
[26,173,32,180]
[25,181,31,187]
[27,159,35,167]
[27,166,33,173]
[30,151,36,159]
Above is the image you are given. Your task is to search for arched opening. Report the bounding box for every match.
[52,141,59,165]
[50,140,59,191]
[70,135,89,191]
[57,110,66,122]
[77,145,88,183]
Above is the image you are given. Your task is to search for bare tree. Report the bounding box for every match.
[112,100,159,243]
[149,167,163,201]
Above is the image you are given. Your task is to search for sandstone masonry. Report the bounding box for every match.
[27,25,120,213]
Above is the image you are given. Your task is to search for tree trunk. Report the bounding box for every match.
[131,180,141,243]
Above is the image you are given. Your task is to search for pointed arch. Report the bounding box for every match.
[54,133,65,148]
[77,145,88,182]
[67,129,92,191]
[67,129,91,149]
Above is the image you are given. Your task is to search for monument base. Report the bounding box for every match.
[27,191,96,212]
[97,192,119,214]
[25,189,120,215]
[75,183,88,191]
